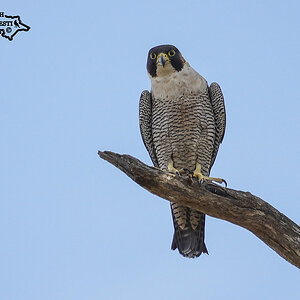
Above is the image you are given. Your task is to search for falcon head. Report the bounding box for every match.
[147,45,186,78]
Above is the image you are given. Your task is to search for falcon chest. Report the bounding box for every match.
[150,67,215,171]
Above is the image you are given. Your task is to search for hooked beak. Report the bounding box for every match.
[157,53,169,67]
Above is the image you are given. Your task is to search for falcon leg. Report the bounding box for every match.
[168,159,181,176]
[193,163,227,186]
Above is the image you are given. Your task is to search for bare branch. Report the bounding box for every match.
[98,150,300,269]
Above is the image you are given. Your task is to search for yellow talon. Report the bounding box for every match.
[193,163,227,186]
[168,159,180,175]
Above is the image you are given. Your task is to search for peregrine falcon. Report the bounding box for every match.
[139,45,226,258]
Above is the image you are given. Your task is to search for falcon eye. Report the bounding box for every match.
[150,52,156,60]
[168,49,176,57]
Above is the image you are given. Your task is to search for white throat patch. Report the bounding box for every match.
[150,63,207,100]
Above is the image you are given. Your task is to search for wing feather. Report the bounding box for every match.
[139,90,159,167]
[209,82,226,170]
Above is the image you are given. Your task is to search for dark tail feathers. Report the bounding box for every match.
[171,208,208,258]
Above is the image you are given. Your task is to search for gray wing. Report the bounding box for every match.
[139,90,159,167]
[208,82,226,170]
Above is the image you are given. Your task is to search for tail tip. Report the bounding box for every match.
[171,237,208,258]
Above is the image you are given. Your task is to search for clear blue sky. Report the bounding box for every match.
[1,1,300,299]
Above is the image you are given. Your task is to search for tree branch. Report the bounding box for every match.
[98,150,300,268]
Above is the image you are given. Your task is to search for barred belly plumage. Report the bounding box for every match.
[152,92,216,176]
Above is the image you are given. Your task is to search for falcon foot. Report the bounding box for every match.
[167,159,181,176]
[193,163,227,187]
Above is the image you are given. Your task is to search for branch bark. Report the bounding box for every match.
[98,150,300,269]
